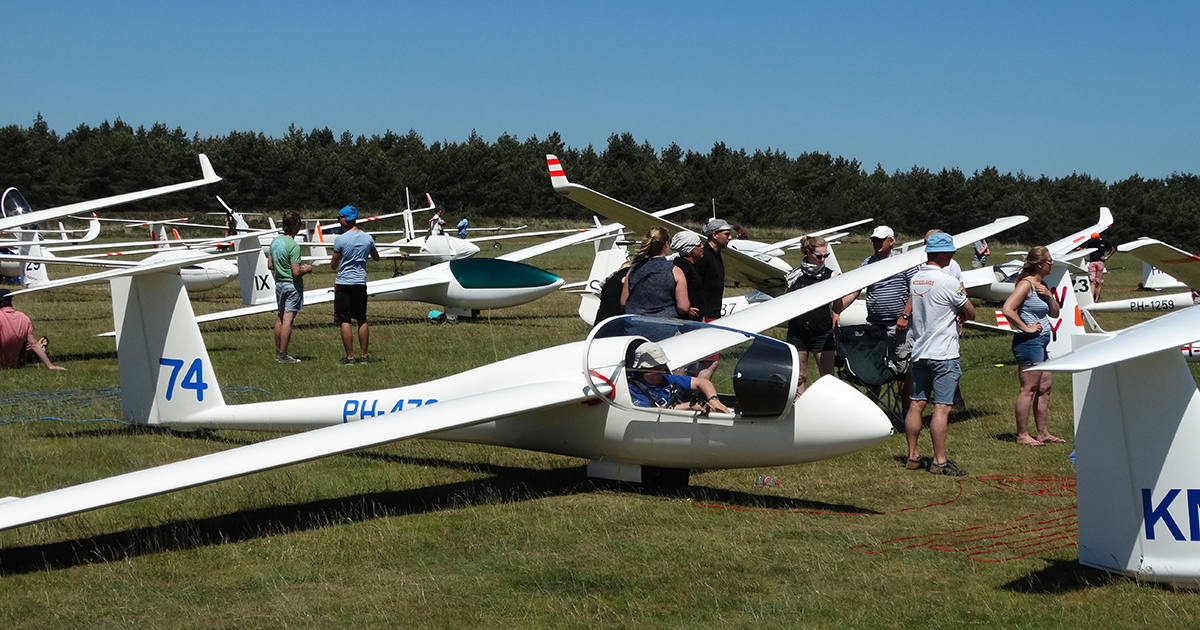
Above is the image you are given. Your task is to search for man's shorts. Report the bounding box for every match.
[886,324,913,374]
[1012,331,1050,366]
[276,281,303,314]
[911,358,962,406]
[1088,260,1105,285]
[788,328,836,353]
[333,284,369,323]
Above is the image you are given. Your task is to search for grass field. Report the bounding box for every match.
[2,223,1198,628]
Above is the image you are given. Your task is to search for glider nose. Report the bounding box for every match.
[460,241,481,258]
[791,376,892,458]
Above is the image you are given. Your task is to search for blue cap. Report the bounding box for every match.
[925,232,956,253]
[338,205,358,221]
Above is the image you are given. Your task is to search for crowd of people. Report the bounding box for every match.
[605,221,1069,478]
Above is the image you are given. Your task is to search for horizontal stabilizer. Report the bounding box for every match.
[1036,306,1200,372]
[1120,238,1200,291]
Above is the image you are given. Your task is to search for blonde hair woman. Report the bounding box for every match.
[1000,246,1063,446]
[784,236,845,396]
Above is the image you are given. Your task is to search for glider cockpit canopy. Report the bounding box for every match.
[584,315,797,420]
[2,188,32,221]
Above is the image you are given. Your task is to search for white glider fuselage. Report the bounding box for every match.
[156,335,886,470]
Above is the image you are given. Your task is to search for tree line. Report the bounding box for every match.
[2,114,1198,251]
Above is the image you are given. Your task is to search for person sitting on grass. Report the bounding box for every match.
[0,289,65,370]
[627,342,729,413]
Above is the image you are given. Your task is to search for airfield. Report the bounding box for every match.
[2,223,1198,628]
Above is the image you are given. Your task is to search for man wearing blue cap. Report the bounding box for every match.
[331,205,379,365]
[904,232,975,476]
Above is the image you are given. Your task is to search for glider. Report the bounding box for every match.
[0,216,1022,533]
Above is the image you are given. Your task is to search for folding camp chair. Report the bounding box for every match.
[835,324,905,430]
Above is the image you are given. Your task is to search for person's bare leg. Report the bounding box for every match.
[905,399,927,461]
[341,322,354,360]
[1015,365,1041,444]
[358,321,369,359]
[930,403,952,464]
[276,311,296,354]
[697,357,719,381]
[815,349,836,379]
[794,348,810,397]
[1034,371,1058,442]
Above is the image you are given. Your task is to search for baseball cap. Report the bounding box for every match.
[702,218,733,237]
[670,231,702,253]
[1090,232,1101,239]
[338,205,359,221]
[633,342,670,369]
[870,226,894,240]
[925,232,956,253]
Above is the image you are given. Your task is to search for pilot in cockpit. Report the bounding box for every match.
[628,342,730,413]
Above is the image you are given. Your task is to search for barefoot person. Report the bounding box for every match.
[1000,246,1064,446]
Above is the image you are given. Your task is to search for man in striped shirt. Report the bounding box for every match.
[843,225,916,410]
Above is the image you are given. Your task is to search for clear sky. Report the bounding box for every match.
[4,1,1196,183]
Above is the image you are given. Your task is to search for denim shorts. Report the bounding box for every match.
[1012,332,1050,365]
[911,358,962,406]
[276,281,303,314]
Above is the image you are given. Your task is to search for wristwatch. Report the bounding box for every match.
[707,395,720,401]
[898,314,909,321]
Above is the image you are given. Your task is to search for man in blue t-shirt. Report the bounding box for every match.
[457,214,468,239]
[627,342,729,413]
[331,205,379,365]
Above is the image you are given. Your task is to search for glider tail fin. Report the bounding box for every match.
[1046,263,1085,359]
[238,232,275,306]
[16,231,49,288]
[579,232,628,324]
[112,274,226,426]
[547,154,569,188]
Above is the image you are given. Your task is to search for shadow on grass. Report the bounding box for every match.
[0,453,879,575]
[1001,559,1124,593]
[947,408,990,425]
[0,462,594,576]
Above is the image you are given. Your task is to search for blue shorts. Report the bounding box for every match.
[912,358,961,406]
[276,281,303,314]
[1012,332,1050,365]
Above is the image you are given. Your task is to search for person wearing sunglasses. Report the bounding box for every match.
[783,236,846,396]
[1000,245,1063,447]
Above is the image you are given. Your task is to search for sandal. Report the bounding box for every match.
[1017,439,1043,446]
[1042,436,1066,444]
[905,456,932,471]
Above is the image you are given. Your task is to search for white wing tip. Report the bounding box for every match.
[199,154,220,182]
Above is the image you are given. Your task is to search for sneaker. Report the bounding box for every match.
[930,459,969,476]
[357,356,373,364]
[904,456,932,471]
[338,357,355,366]
[276,352,301,364]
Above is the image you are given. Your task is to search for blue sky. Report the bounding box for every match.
[4,2,1197,182]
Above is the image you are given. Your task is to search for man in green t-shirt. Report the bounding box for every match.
[270,211,313,363]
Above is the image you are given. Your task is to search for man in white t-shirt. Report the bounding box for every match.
[904,232,975,476]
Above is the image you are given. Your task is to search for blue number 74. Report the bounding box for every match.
[159,358,209,402]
